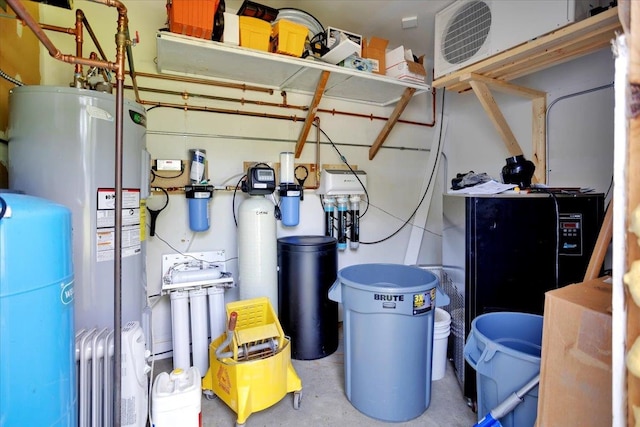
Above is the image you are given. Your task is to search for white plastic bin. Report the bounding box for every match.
[152,367,202,427]
[432,307,451,381]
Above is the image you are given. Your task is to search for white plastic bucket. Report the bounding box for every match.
[431,307,451,381]
[152,367,202,427]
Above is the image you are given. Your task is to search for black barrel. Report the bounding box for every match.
[277,235,338,360]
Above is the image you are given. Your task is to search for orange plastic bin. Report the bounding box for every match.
[168,0,219,40]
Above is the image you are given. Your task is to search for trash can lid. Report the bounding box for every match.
[338,263,438,294]
[278,235,337,251]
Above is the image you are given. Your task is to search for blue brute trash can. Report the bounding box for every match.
[329,263,438,422]
[464,312,543,427]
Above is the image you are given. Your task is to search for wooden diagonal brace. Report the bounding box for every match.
[295,70,330,158]
[368,87,416,160]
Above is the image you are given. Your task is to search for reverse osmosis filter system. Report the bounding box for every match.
[185,149,213,232]
[317,169,367,251]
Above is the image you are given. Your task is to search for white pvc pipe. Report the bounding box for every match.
[208,287,226,342]
[189,289,209,377]
[170,290,191,371]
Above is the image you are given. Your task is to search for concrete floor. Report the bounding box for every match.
[150,326,478,427]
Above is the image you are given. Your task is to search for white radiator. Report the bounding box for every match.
[75,328,115,427]
[75,321,149,427]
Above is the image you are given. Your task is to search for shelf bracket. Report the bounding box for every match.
[369,87,416,160]
[463,73,547,184]
[295,70,330,158]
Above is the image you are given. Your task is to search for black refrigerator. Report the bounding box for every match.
[441,192,604,405]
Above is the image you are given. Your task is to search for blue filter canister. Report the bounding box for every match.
[186,185,213,231]
[279,183,301,227]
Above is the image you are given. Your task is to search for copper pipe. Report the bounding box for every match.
[134,71,274,94]
[8,0,62,59]
[128,77,436,127]
[40,23,75,34]
[74,9,84,75]
[139,99,306,122]
[8,0,117,70]
[124,85,308,110]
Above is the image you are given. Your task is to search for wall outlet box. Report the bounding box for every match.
[156,159,182,171]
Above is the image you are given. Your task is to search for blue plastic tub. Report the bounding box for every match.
[464,312,543,427]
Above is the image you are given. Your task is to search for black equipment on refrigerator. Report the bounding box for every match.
[441,192,605,405]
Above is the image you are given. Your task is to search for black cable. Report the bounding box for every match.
[150,166,185,183]
[361,88,445,245]
[604,175,614,200]
[533,188,561,289]
[313,122,371,219]
[232,174,247,227]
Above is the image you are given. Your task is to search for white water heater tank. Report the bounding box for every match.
[237,195,278,313]
[8,85,149,331]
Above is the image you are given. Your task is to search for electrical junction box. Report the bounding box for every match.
[156,159,182,171]
[316,169,366,196]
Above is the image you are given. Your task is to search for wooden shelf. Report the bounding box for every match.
[156,31,430,107]
[433,7,622,92]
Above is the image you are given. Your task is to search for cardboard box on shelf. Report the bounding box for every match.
[385,46,427,83]
[536,277,612,427]
[362,37,389,75]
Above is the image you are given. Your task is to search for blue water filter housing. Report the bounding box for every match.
[279,183,300,227]
[186,185,214,231]
[0,193,76,426]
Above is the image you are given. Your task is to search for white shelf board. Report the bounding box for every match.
[156,31,430,106]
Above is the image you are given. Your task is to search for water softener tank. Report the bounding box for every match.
[0,193,76,425]
[237,195,278,313]
[277,236,338,360]
[8,86,148,331]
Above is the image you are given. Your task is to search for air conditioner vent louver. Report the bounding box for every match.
[442,1,492,65]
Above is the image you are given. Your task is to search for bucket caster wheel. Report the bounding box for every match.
[203,390,216,401]
[293,391,302,410]
[235,423,245,427]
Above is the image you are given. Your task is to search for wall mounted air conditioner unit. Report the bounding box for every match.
[434,0,597,80]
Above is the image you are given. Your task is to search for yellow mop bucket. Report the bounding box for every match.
[202,297,302,425]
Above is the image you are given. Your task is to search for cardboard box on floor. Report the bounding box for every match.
[536,277,612,426]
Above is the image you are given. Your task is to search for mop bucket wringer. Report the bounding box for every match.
[202,297,302,426]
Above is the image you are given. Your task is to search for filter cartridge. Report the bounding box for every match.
[189,149,206,184]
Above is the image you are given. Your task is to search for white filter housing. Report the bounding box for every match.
[238,196,278,313]
[434,0,596,79]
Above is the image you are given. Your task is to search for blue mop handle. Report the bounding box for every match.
[474,413,502,427]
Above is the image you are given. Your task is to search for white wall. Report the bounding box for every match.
[35,1,614,356]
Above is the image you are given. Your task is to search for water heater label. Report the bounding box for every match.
[96,188,141,262]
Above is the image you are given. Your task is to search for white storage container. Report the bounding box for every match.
[152,367,202,427]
